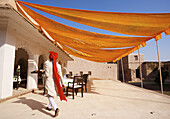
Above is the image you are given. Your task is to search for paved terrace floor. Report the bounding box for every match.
[0,80,170,119]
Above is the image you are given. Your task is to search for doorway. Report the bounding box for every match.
[38,55,45,86]
[14,48,28,89]
[136,69,140,78]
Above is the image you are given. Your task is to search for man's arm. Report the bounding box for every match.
[57,63,64,87]
[44,61,49,79]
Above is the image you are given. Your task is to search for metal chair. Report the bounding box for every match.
[83,74,89,92]
[66,76,84,99]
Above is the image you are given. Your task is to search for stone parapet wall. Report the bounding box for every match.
[67,56,117,80]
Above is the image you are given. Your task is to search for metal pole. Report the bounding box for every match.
[156,40,163,94]
[138,49,143,88]
[117,60,119,82]
[121,58,125,82]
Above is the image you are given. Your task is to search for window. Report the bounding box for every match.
[88,71,92,75]
[134,55,138,61]
[136,69,140,78]
[80,71,83,76]
[69,71,72,76]
[58,61,62,65]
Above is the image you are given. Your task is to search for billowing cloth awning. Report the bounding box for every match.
[17,2,151,49]
[59,44,140,63]
[18,1,170,36]
[16,1,170,62]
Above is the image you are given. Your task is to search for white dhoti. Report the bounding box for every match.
[44,60,64,109]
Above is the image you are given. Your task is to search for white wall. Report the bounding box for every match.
[128,54,144,69]
[0,0,17,10]
[0,21,16,98]
[67,56,117,80]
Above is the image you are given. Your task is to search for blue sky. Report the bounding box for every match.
[20,0,170,61]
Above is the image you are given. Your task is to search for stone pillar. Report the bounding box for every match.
[0,20,16,99]
[27,55,39,89]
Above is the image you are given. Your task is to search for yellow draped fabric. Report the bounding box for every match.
[17,2,152,49]
[16,1,169,62]
[16,2,147,62]
[17,2,41,30]
[18,1,170,36]
[59,43,139,62]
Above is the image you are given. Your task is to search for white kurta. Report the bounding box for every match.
[45,60,63,97]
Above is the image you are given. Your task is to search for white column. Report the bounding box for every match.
[27,55,39,89]
[0,22,16,99]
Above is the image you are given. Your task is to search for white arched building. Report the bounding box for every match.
[0,0,73,99]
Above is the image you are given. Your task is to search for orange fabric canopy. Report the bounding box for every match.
[16,1,170,62]
[18,1,170,36]
[17,2,152,49]
[59,44,140,63]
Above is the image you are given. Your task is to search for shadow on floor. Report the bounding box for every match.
[97,92,170,105]
[128,81,170,96]
[12,97,54,117]
[86,80,100,94]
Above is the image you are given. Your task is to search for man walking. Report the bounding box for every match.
[45,51,67,117]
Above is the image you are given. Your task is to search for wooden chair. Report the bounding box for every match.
[83,74,89,92]
[66,76,84,99]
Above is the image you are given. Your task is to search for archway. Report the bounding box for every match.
[38,55,45,70]
[14,48,29,88]
[38,55,45,86]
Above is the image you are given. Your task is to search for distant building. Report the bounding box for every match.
[67,54,170,82]
[117,54,144,82]
[118,54,170,82]
[143,61,170,81]
[142,62,159,80]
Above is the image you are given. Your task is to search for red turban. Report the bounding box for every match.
[49,51,58,61]
[49,51,67,101]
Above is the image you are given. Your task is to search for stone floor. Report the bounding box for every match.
[0,80,170,119]
[13,87,32,96]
